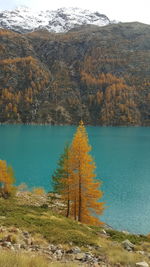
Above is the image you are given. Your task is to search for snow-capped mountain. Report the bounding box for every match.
[0,6,111,33]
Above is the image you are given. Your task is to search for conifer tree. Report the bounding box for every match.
[52,144,69,194]
[52,145,71,217]
[67,121,104,225]
[52,122,104,225]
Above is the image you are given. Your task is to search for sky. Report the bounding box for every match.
[0,0,150,24]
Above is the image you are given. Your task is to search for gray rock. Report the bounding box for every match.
[137,250,145,255]
[84,253,93,262]
[72,246,81,254]
[23,231,30,237]
[55,249,63,260]
[2,241,12,248]
[75,253,86,260]
[102,229,107,235]
[48,244,57,252]
[136,262,149,267]
[122,239,135,251]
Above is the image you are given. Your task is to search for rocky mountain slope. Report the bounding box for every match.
[0,22,150,125]
[0,7,110,33]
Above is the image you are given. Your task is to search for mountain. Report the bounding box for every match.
[0,22,150,125]
[0,7,110,33]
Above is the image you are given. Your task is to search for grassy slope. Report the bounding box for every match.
[0,197,98,246]
[0,196,150,266]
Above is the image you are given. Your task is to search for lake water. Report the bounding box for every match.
[0,125,150,235]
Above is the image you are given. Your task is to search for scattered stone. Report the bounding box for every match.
[102,229,107,235]
[54,249,63,260]
[75,252,86,261]
[48,244,57,252]
[84,252,93,262]
[2,241,12,248]
[10,245,15,251]
[122,239,135,251]
[137,251,145,255]
[72,246,81,254]
[6,234,14,243]
[23,231,30,237]
[20,244,27,249]
[94,244,102,250]
[136,262,149,267]
[122,230,130,235]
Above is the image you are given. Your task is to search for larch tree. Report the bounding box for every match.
[68,121,104,225]
[52,121,104,225]
[0,160,15,198]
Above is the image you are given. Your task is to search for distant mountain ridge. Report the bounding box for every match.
[0,6,111,33]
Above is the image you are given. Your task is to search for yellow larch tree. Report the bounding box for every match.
[66,121,104,225]
[0,160,15,198]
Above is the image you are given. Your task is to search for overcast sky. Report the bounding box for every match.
[0,0,150,24]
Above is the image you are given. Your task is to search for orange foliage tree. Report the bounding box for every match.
[53,121,104,225]
[0,160,15,198]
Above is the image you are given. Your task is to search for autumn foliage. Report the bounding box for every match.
[0,160,15,198]
[52,122,104,225]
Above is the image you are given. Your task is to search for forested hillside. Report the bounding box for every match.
[0,22,150,125]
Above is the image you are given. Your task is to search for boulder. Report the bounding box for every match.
[72,246,81,254]
[75,253,86,260]
[55,249,63,260]
[122,239,135,251]
[136,262,149,267]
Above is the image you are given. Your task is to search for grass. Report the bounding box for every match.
[106,229,149,245]
[0,251,78,267]
[0,197,99,246]
[95,236,149,266]
[0,195,150,266]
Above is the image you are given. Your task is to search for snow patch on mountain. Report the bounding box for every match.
[0,6,111,33]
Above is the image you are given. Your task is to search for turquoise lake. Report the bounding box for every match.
[0,125,150,234]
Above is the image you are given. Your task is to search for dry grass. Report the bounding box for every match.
[0,251,79,267]
[96,236,150,266]
[0,251,49,267]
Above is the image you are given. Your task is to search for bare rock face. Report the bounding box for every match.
[0,7,110,33]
